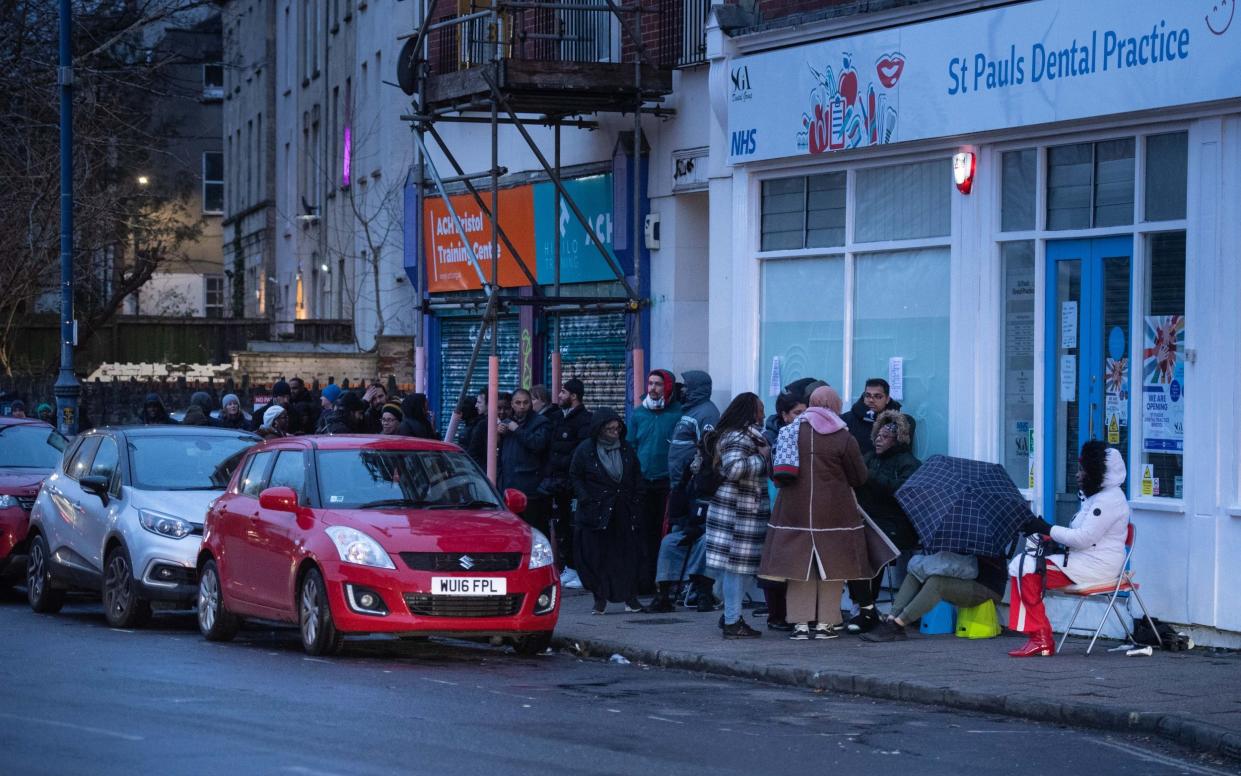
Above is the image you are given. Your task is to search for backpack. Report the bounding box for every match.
[1132,617,1194,651]
[690,435,723,499]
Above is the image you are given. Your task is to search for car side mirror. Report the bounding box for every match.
[504,488,527,515]
[80,475,110,506]
[258,486,299,513]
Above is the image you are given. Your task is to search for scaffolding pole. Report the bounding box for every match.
[419,123,542,292]
[480,68,640,302]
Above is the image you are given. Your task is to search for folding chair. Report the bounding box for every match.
[1055,523,1162,655]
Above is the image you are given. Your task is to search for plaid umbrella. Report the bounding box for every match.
[895,455,1032,556]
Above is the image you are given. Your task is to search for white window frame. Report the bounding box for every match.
[754,152,954,403]
[204,275,225,318]
[989,121,1190,511]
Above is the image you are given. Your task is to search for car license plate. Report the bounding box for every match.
[431,577,507,596]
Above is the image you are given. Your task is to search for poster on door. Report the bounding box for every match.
[1141,315,1185,454]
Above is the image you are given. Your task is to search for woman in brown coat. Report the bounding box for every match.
[759,386,871,640]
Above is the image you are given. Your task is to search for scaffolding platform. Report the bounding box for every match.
[424,58,671,115]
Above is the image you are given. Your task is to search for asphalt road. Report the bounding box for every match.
[0,590,1234,776]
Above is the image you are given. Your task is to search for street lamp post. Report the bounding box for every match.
[54,0,80,436]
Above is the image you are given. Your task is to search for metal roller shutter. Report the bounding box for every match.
[437,316,520,432]
[550,312,628,414]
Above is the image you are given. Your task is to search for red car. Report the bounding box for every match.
[196,435,559,656]
[0,417,68,590]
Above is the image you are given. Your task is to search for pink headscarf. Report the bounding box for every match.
[803,385,845,434]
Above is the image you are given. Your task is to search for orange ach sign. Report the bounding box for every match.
[423,187,534,292]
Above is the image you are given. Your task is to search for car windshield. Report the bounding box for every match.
[0,425,68,469]
[316,449,502,510]
[128,435,257,491]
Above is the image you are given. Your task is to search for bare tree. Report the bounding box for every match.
[0,0,212,374]
[319,112,414,352]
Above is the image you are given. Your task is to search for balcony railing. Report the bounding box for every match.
[664,0,708,68]
[429,0,690,76]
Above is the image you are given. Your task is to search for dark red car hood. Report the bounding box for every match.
[317,508,532,553]
[0,468,51,495]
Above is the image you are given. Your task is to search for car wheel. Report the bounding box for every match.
[197,559,239,642]
[512,632,553,656]
[103,546,152,628]
[26,534,65,614]
[298,568,343,656]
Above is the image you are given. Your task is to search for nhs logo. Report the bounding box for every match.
[731,129,757,157]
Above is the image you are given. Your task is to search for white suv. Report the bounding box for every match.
[26,425,258,627]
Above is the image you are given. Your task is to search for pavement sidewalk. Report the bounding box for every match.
[551,589,1241,761]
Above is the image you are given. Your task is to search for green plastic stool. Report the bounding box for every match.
[955,599,1001,639]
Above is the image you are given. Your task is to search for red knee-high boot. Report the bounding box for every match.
[1008,574,1055,657]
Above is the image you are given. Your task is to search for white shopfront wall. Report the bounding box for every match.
[712,0,1241,644]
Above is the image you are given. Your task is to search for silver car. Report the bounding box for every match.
[25,425,259,627]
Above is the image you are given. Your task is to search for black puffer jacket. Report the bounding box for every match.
[569,408,643,531]
[317,409,356,434]
[855,411,921,550]
[288,390,320,435]
[543,404,592,494]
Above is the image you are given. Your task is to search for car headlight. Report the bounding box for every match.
[325,526,395,569]
[138,510,195,540]
[0,495,18,509]
[528,528,554,570]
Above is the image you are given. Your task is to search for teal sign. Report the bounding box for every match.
[534,174,619,284]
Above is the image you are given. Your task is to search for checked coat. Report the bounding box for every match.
[705,427,771,576]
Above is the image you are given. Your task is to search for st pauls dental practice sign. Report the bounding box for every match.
[726,0,1240,164]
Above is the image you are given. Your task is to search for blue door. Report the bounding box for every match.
[1044,237,1132,525]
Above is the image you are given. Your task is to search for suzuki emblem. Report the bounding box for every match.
[458,554,475,570]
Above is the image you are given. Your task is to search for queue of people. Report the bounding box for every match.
[93,367,1121,659]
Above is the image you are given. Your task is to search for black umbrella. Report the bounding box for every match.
[895,455,1032,556]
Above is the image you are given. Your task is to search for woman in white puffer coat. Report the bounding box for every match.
[1007,440,1129,657]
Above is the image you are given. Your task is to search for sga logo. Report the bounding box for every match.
[730,65,752,102]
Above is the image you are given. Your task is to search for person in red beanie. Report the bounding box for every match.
[628,369,683,594]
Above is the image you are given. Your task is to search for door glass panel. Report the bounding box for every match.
[1047,238,1132,524]
[1101,252,1131,493]
[1052,259,1083,526]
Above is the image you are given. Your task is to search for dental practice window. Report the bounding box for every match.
[1000,241,1036,488]
[854,159,951,242]
[1144,132,1188,222]
[1001,149,1036,232]
[760,172,846,251]
[1139,232,1186,499]
[852,247,950,460]
[1047,139,1135,230]
[759,257,845,401]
